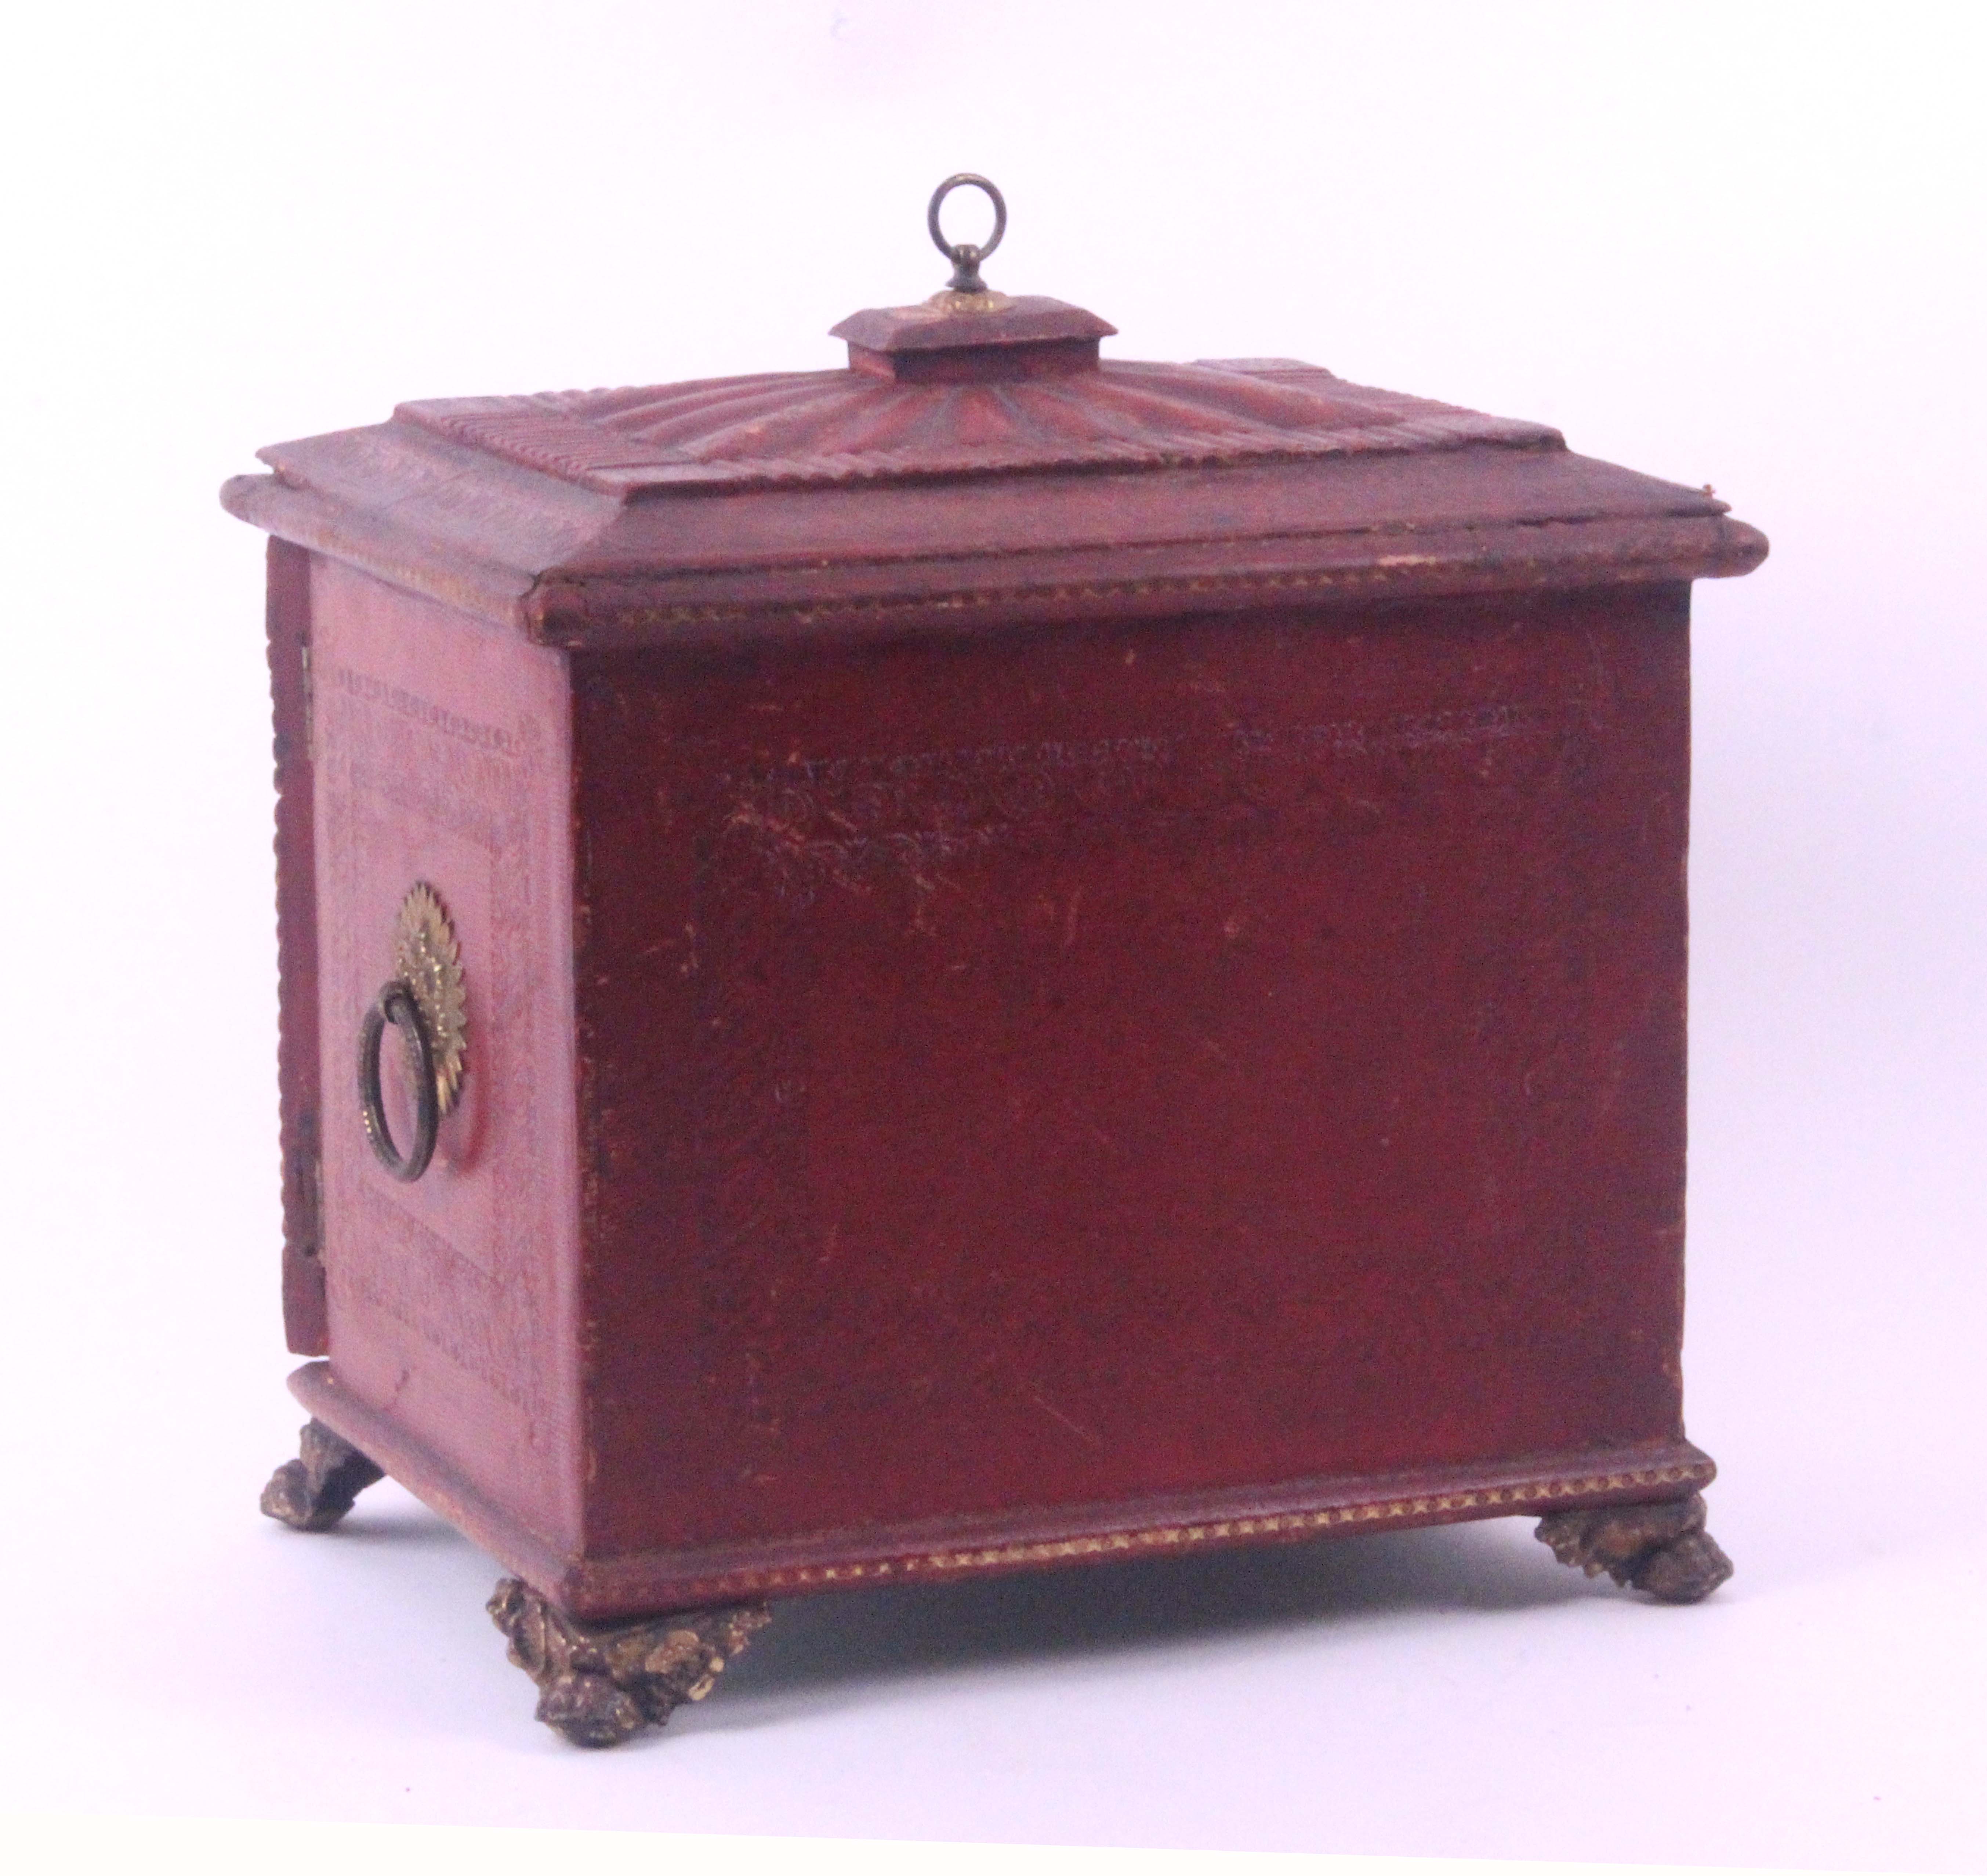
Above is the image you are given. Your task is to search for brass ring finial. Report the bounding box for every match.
[927,174,1006,294]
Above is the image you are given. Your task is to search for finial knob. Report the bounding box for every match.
[927,174,1007,294]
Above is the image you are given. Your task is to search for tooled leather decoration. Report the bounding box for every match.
[397,361,1562,496]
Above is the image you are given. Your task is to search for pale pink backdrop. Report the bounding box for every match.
[0,4,1980,1869]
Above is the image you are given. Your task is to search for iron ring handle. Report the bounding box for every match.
[927,173,1006,293]
[358,980,439,1182]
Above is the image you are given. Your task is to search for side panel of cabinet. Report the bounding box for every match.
[309,558,584,1553]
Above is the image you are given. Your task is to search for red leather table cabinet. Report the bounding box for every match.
[228,176,1766,1749]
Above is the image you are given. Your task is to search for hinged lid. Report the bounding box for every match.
[223,174,1766,644]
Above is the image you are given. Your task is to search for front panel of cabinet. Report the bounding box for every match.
[571,584,1692,1558]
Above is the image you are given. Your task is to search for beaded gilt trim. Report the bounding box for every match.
[536,529,1744,642]
[621,1459,1715,1601]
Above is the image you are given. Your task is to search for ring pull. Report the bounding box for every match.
[927,173,1007,294]
[358,981,440,1182]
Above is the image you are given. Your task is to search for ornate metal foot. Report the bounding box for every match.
[1536,1490,1733,1603]
[488,1578,772,1748]
[260,1419,386,1532]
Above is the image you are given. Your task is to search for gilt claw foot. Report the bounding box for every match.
[260,1418,386,1532]
[1536,1489,1733,1603]
[487,1579,771,1748]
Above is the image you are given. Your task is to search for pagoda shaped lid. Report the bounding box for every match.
[392,355,1562,497]
[223,174,1765,646]
[391,177,1558,496]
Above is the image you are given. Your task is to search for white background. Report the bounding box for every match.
[1,3,1983,1868]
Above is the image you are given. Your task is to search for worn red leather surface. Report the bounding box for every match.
[309,559,584,1553]
[244,293,1754,1602]
[570,583,1692,1559]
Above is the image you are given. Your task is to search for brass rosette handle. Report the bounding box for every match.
[357,883,467,1183]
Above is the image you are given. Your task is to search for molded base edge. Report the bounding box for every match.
[290,1360,1716,1620]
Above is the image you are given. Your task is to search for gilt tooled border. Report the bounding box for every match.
[533,534,1747,643]
[543,564,1387,635]
[631,1460,1716,1600]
